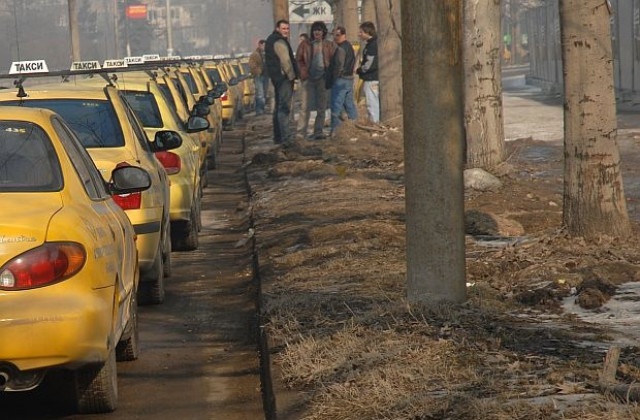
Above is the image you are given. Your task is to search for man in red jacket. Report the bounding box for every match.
[296,21,335,140]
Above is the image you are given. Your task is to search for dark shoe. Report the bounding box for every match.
[313,133,327,140]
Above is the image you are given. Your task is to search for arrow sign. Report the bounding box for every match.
[292,4,310,18]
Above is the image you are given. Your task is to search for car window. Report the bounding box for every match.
[0,120,63,192]
[118,95,152,153]
[206,68,222,84]
[181,71,198,94]
[158,84,176,110]
[1,99,125,148]
[51,117,106,199]
[122,90,163,128]
[241,63,250,74]
[169,78,189,111]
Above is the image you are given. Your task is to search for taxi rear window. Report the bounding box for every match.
[206,68,222,83]
[158,84,176,110]
[182,72,198,94]
[121,91,163,128]
[0,121,62,192]
[2,99,125,148]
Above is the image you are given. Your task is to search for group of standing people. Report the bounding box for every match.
[249,19,379,148]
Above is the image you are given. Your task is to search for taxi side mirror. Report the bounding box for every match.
[229,77,239,86]
[208,88,222,99]
[192,102,210,117]
[152,130,182,152]
[199,95,215,105]
[186,115,209,133]
[109,166,151,194]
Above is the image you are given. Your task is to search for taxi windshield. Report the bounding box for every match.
[2,99,125,148]
[0,121,62,192]
[122,91,163,128]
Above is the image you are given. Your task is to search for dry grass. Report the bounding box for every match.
[246,121,640,419]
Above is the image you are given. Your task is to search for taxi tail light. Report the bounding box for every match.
[112,192,142,210]
[0,242,86,290]
[155,151,181,175]
[221,92,228,101]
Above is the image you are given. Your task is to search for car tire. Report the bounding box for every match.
[74,349,118,414]
[207,150,217,171]
[139,244,165,305]
[116,291,139,361]
[172,205,199,251]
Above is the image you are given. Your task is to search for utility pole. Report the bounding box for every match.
[166,0,174,56]
[124,0,131,56]
[114,0,120,57]
[68,0,81,61]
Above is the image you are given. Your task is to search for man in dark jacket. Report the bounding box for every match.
[265,19,299,146]
[296,21,335,139]
[357,21,379,124]
[327,26,357,136]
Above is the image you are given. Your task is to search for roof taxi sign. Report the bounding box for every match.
[70,61,101,71]
[142,54,160,62]
[103,59,127,69]
[124,56,145,65]
[9,60,49,75]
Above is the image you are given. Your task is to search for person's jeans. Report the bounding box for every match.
[272,78,294,144]
[330,77,358,133]
[307,78,329,137]
[297,80,309,134]
[363,80,380,123]
[254,74,268,114]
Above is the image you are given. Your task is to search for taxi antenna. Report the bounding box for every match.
[14,78,27,99]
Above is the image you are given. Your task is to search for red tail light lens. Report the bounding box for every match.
[221,92,228,101]
[0,242,86,290]
[155,151,181,175]
[112,192,142,210]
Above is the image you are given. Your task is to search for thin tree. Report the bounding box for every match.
[463,0,505,169]
[374,0,402,124]
[341,0,359,44]
[402,0,466,304]
[361,0,376,24]
[68,0,81,61]
[273,0,288,23]
[559,0,630,239]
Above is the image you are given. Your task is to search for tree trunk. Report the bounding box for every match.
[332,0,343,32]
[375,0,403,124]
[402,0,466,304]
[340,0,359,44]
[463,0,505,169]
[273,0,288,23]
[361,0,377,24]
[559,0,630,239]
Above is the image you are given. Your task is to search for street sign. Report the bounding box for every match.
[126,4,147,20]
[289,0,332,24]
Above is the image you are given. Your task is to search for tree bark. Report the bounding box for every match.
[273,0,288,23]
[332,0,343,32]
[361,0,376,24]
[375,0,403,124]
[559,0,631,239]
[340,0,360,44]
[68,0,81,61]
[463,0,505,169]
[402,0,466,304]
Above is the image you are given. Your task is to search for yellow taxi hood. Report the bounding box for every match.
[86,147,139,181]
[0,193,63,260]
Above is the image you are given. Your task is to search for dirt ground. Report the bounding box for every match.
[244,86,640,420]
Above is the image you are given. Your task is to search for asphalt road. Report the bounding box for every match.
[0,129,265,420]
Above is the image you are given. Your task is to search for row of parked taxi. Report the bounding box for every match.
[0,54,255,413]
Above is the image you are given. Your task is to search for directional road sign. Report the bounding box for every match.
[289,0,333,24]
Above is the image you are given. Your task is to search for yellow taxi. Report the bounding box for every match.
[201,61,243,130]
[0,81,178,305]
[175,64,223,168]
[237,57,256,111]
[98,72,208,251]
[0,106,151,413]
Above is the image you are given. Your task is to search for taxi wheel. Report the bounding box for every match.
[139,249,165,305]
[201,159,209,188]
[207,150,217,170]
[116,291,139,361]
[74,349,118,414]
[172,206,199,251]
